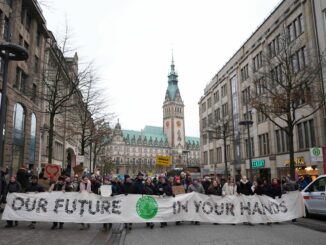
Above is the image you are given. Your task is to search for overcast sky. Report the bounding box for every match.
[41,0,280,137]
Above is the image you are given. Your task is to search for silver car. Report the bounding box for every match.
[301,174,326,216]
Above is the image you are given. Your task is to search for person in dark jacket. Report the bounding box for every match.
[49,176,66,230]
[157,176,173,228]
[122,175,134,230]
[91,175,101,194]
[133,172,145,195]
[254,178,266,196]
[207,179,222,196]
[237,176,253,195]
[144,177,156,229]
[4,176,21,228]
[16,164,31,191]
[0,166,8,208]
[202,176,211,194]
[267,178,282,199]
[26,175,44,229]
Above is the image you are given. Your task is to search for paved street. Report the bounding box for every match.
[124,221,326,245]
[0,217,325,245]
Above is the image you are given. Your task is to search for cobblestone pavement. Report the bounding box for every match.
[124,221,326,245]
[0,218,110,245]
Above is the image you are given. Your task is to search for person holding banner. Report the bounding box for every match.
[157,175,173,228]
[222,176,237,196]
[79,175,92,230]
[4,176,21,228]
[49,176,66,230]
[122,175,135,230]
[144,177,156,229]
[26,175,44,229]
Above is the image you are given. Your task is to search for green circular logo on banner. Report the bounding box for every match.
[136,196,158,220]
[312,148,321,156]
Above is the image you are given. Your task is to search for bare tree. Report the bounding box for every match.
[250,30,325,180]
[39,31,90,164]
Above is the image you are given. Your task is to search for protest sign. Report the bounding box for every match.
[2,191,305,224]
[100,185,112,197]
[172,186,185,195]
[44,164,61,181]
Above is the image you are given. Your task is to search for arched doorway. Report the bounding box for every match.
[65,148,75,176]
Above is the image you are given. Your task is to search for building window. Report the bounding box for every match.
[257,111,267,123]
[207,97,212,108]
[243,111,252,121]
[202,102,206,113]
[34,56,39,73]
[259,133,270,156]
[15,67,28,94]
[245,137,255,158]
[213,91,219,103]
[287,14,304,42]
[32,84,37,102]
[255,77,267,95]
[214,108,220,122]
[253,51,262,72]
[268,34,280,57]
[216,147,222,163]
[208,113,213,126]
[221,84,227,97]
[241,86,250,104]
[202,134,207,146]
[297,119,315,150]
[202,117,207,130]
[241,64,249,82]
[12,103,25,173]
[222,103,228,117]
[275,128,289,153]
[291,46,307,73]
[4,15,10,41]
[203,151,208,164]
[209,149,214,164]
[26,13,31,32]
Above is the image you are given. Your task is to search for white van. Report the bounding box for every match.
[301,174,326,216]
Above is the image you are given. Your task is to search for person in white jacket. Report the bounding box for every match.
[222,176,237,196]
[79,175,91,230]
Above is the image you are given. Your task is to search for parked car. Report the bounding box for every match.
[301,174,326,216]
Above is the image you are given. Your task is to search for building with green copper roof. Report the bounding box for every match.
[104,56,200,175]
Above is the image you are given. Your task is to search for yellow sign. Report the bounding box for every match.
[156,155,171,167]
[284,156,305,167]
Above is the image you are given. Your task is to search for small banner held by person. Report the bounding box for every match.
[172,186,186,195]
[44,164,61,181]
[73,165,84,177]
[2,191,305,224]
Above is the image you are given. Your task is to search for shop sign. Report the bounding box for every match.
[252,159,265,169]
[284,156,305,167]
[310,148,323,162]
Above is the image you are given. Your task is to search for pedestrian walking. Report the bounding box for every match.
[49,176,66,230]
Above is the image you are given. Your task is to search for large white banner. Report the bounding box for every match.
[2,191,305,224]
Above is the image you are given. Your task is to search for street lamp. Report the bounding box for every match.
[0,43,28,167]
[239,106,254,180]
[205,122,232,180]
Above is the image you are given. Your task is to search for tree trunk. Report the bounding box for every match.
[48,113,55,164]
[288,128,296,180]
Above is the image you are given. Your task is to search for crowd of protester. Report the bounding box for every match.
[0,164,313,231]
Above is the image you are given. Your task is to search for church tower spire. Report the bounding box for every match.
[163,54,185,150]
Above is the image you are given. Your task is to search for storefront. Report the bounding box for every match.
[277,154,319,180]
[246,159,271,182]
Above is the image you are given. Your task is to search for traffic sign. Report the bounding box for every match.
[310,147,323,162]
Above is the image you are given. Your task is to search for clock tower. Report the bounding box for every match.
[163,55,185,150]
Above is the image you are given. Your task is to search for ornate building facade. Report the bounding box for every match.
[105,58,200,175]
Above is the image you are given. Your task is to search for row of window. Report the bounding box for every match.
[203,119,316,161]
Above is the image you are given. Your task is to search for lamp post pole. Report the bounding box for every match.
[239,104,253,180]
[0,43,28,167]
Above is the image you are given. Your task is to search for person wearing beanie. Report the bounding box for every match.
[26,175,44,229]
[121,175,135,230]
[49,176,66,230]
[156,175,173,228]
[4,176,21,228]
